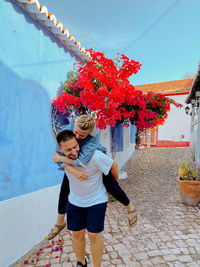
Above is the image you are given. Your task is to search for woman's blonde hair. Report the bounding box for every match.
[76,114,95,134]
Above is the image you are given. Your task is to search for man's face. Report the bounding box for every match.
[58,137,80,159]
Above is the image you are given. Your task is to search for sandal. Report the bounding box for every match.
[46,222,67,240]
[128,209,137,226]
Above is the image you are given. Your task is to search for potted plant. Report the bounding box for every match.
[178,158,200,206]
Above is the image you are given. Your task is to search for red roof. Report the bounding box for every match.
[134,78,194,94]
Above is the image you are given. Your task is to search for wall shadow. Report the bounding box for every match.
[0,61,62,201]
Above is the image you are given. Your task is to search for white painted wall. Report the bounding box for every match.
[100,127,112,157]
[190,119,198,153]
[100,126,135,170]
[0,185,60,267]
[158,94,191,141]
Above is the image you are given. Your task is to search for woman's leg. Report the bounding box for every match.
[46,173,70,239]
[103,171,129,205]
[58,173,70,214]
[103,171,137,226]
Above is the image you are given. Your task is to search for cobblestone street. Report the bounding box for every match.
[13,147,200,267]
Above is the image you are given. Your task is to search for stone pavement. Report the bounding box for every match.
[13,147,200,267]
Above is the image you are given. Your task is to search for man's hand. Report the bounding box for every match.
[53,152,63,163]
[72,169,88,181]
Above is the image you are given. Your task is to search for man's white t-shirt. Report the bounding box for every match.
[65,150,113,207]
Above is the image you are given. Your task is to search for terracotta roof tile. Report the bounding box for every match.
[13,0,91,62]
[134,78,194,94]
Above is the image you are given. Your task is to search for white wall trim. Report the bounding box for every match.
[0,185,61,266]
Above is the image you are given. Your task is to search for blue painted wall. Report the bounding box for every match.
[0,0,79,200]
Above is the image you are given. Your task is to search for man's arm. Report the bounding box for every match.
[110,160,119,181]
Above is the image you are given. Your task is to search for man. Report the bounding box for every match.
[56,129,118,267]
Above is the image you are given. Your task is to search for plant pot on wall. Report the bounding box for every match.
[178,175,200,206]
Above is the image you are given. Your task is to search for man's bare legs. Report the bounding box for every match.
[72,230,103,266]
[73,229,86,265]
[88,232,103,267]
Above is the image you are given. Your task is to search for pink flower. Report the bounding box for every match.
[24,260,28,264]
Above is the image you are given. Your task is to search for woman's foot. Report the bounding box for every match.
[128,209,137,226]
[126,202,137,226]
[46,222,67,240]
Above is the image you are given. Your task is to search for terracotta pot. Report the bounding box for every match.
[177,175,200,206]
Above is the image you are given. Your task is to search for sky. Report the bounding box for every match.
[41,0,200,86]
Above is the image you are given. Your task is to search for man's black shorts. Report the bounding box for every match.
[66,202,107,233]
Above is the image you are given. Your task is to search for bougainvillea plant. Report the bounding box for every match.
[144,92,182,127]
[52,49,182,131]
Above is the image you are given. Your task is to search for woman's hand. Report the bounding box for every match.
[64,165,88,181]
[53,152,73,165]
[73,169,88,181]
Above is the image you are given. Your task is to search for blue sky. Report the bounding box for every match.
[42,0,200,85]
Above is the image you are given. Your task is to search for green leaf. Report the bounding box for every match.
[191,170,196,179]
[182,161,188,171]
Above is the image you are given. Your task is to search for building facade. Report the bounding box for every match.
[135,78,193,148]
[185,65,200,164]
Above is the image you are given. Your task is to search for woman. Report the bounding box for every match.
[47,114,137,240]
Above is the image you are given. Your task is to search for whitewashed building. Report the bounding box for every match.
[185,65,200,164]
[134,78,193,148]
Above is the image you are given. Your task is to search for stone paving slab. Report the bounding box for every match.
[12,148,200,266]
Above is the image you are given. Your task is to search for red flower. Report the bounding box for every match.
[52,50,181,130]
